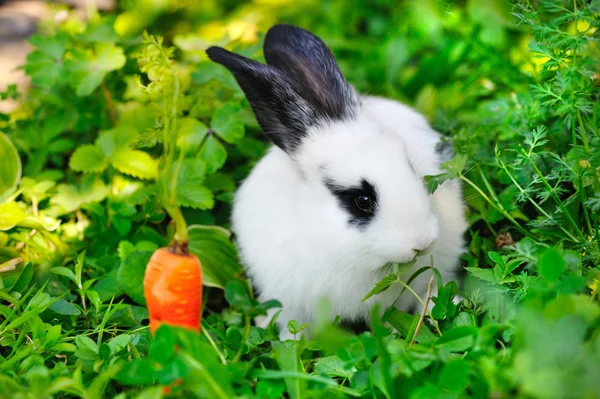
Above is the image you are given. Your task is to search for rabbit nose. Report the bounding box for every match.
[412,239,434,256]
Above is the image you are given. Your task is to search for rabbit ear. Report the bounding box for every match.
[206,46,317,153]
[263,24,358,122]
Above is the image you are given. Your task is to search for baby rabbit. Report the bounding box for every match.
[207,24,467,340]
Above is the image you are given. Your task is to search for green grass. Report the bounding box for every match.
[0,0,599,398]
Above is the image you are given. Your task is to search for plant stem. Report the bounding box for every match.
[459,174,531,239]
[158,40,188,247]
[393,277,442,336]
[410,276,434,347]
[478,167,530,223]
[201,322,227,365]
[576,110,590,153]
[233,316,251,362]
[496,160,579,242]
[180,352,232,399]
[101,82,117,126]
[578,178,593,237]
[528,158,585,240]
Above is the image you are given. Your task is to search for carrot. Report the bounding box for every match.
[143,247,203,334]
[138,34,204,338]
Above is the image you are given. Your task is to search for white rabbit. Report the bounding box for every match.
[207,24,467,340]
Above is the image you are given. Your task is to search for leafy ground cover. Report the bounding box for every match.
[0,0,599,398]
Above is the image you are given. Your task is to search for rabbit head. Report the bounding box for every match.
[207,25,441,268]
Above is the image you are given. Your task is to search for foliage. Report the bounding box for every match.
[0,0,599,398]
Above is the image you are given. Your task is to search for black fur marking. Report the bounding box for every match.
[339,318,370,335]
[435,139,454,162]
[206,24,358,153]
[206,46,314,152]
[263,24,357,121]
[406,303,418,315]
[324,178,378,228]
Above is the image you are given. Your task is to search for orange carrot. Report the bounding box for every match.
[143,247,203,334]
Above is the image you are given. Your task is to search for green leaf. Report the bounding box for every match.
[69,145,108,173]
[436,326,477,352]
[179,339,236,398]
[0,133,22,197]
[113,216,132,236]
[538,248,566,282]
[24,33,68,87]
[386,308,436,343]
[44,325,62,346]
[95,42,127,71]
[177,118,208,155]
[75,335,98,359]
[204,173,235,193]
[96,128,137,158]
[188,225,243,289]
[465,267,497,283]
[49,299,81,316]
[133,387,164,399]
[94,269,123,302]
[29,32,68,59]
[432,281,458,320]
[75,251,86,287]
[110,149,158,180]
[199,135,227,174]
[150,325,176,364]
[439,359,471,392]
[64,43,125,96]
[314,356,355,379]
[64,49,105,96]
[362,274,397,302]
[9,263,33,293]
[487,251,505,267]
[0,202,27,231]
[179,185,213,209]
[117,241,136,261]
[287,320,309,335]
[117,250,152,305]
[256,379,286,399]
[154,356,188,385]
[107,335,132,356]
[441,154,468,176]
[211,103,245,144]
[273,342,307,399]
[224,279,252,309]
[80,17,120,43]
[23,51,65,87]
[423,173,450,195]
[191,62,239,89]
[116,359,155,385]
[50,176,109,215]
[50,267,79,286]
[175,159,214,209]
[452,311,477,327]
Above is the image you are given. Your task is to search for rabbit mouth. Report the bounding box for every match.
[380,258,417,275]
[413,243,435,257]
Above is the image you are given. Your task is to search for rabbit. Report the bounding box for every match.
[206,24,468,341]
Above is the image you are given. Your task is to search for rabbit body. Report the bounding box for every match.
[207,24,467,340]
[232,97,467,339]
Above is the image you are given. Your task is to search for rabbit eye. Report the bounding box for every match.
[323,177,378,228]
[355,195,373,213]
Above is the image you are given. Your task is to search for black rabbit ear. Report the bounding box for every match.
[206,46,316,153]
[263,24,358,121]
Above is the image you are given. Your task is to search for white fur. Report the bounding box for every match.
[232,96,468,340]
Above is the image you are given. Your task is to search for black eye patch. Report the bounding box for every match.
[324,178,378,228]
